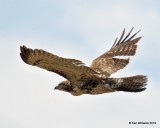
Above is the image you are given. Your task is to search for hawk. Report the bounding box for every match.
[20,28,147,96]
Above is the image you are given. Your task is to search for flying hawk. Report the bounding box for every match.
[20,28,147,96]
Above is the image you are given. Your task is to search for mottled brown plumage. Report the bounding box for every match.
[90,28,141,77]
[20,28,147,96]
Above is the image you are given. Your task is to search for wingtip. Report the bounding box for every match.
[132,36,142,44]
[20,45,28,51]
[130,27,134,32]
[123,28,125,33]
[20,45,30,64]
[114,27,141,46]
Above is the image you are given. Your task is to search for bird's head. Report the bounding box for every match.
[54,80,72,92]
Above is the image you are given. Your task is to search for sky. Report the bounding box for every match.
[0,0,160,128]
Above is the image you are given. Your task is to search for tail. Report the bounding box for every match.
[107,75,147,92]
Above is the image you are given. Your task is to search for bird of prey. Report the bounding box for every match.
[20,28,147,96]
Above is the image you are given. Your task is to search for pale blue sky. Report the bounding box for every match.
[0,0,160,128]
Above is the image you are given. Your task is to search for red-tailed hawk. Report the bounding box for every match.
[20,28,147,96]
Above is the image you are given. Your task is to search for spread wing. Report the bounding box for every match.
[90,28,142,78]
[20,46,100,83]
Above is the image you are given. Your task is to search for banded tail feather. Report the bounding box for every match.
[107,75,147,92]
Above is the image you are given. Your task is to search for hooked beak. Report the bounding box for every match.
[54,86,58,90]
